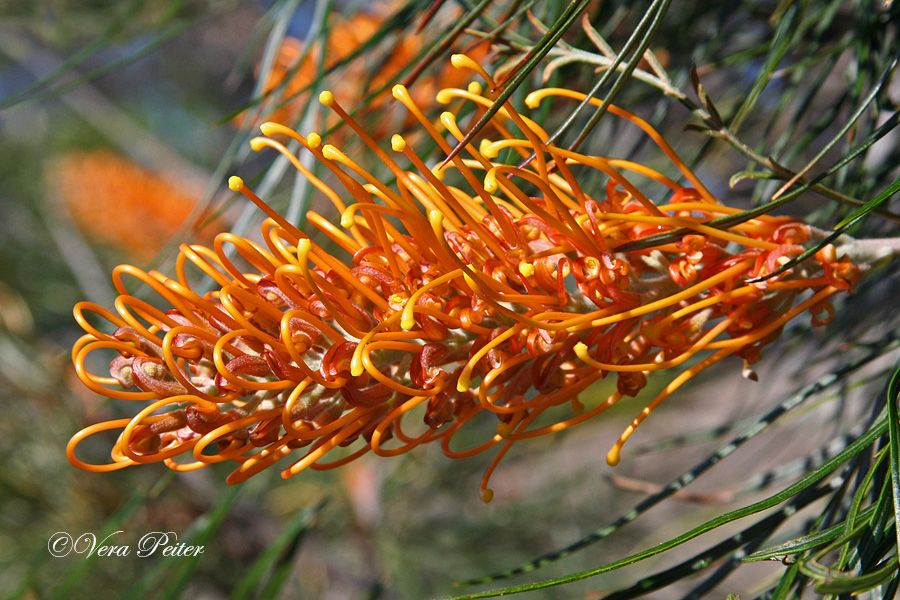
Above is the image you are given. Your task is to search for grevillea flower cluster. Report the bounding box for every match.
[68,55,860,500]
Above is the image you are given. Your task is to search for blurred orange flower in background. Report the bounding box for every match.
[244,5,488,129]
[53,150,222,261]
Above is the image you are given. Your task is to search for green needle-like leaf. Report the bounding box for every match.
[229,498,327,600]
[729,0,803,132]
[745,504,878,562]
[447,410,889,599]
[122,485,241,600]
[749,172,900,283]
[45,474,173,600]
[887,363,900,565]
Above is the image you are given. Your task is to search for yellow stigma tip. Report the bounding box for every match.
[518,261,535,277]
[524,92,541,109]
[392,84,408,100]
[391,134,406,152]
[439,113,456,132]
[340,212,355,229]
[401,315,415,331]
[260,122,278,136]
[450,54,469,69]
[322,145,339,160]
[306,132,321,148]
[228,176,244,191]
[249,137,267,151]
[483,174,498,194]
[606,448,621,467]
[574,342,590,360]
[435,90,453,104]
[456,376,471,393]
[350,360,364,377]
[432,166,446,180]
[319,91,335,106]
[467,81,483,95]
[481,489,494,503]
[429,210,445,231]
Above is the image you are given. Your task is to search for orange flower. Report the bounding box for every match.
[243,5,488,129]
[68,55,859,501]
[53,150,220,261]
